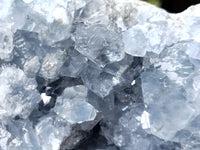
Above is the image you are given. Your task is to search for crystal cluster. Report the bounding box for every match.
[0,0,200,149]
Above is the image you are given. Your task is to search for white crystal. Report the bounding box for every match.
[123,26,147,57]
[0,66,40,119]
[40,50,66,79]
[0,0,13,24]
[0,122,11,150]
[41,93,51,105]
[29,0,71,24]
[0,28,13,61]
[24,56,40,78]
[23,0,33,4]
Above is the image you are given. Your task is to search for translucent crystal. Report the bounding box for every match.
[103,54,134,76]
[185,71,200,113]
[35,113,71,150]
[9,0,76,44]
[116,0,200,58]
[24,56,40,78]
[113,104,179,150]
[174,115,200,149]
[78,0,109,25]
[87,91,115,113]
[141,36,200,146]
[30,0,70,24]
[0,121,11,150]
[141,41,200,141]
[153,41,195,85]
[13,30,44,69]
[145,21,169,54]
[0,118,41,150]
[141,70,195,140]
[185,40,200,60]
[123,26,147,57]
[39,50,66,80]
[7,119,41,150]
[53,85,97,124]
[60,49,88,78]
[183,4,200,41]
[115,78,143,104]
[75,24,125,67]
[13,30,67,80]
[81,65,128,97]
[0,66,40,119]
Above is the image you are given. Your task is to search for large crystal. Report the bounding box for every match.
[75,24,125,67]
[141,39,200,141]
[141,69,195,140]
[113,104,180,150]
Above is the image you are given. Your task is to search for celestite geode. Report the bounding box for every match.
[0,0,200,150]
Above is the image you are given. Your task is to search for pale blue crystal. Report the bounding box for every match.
[53,85,97,124]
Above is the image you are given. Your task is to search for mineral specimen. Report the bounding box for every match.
[0,0,200,150]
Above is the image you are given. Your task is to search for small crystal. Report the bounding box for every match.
[39,50,66,79]
[53,85,97,124]
[123,26,147,57]
[81,65,127,97]
[60,49,88,78]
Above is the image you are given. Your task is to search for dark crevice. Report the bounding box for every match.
[161,0,200,13]
[72,123,118,150]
